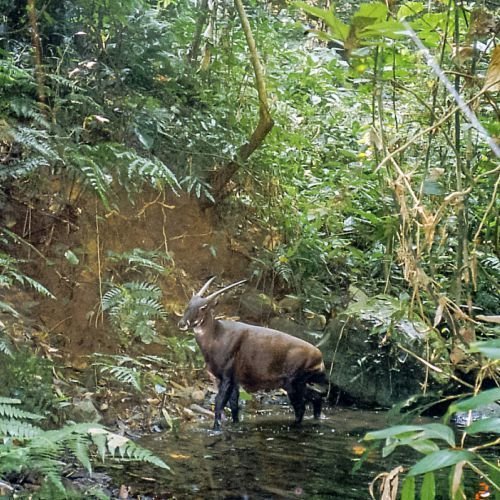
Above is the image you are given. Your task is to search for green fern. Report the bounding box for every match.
[0,398,169,496]
[108,144,180,192]
[107,248,172,274]
[0,401,44,421]
[68,146,113,210]
[95,363,143,391]
[0,250,55,299]
[0,330,14,356]
[102,281,167,344]
[92,354,171,392]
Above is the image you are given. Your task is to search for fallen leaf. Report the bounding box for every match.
[483,46,500,92]
[169,453,191,460]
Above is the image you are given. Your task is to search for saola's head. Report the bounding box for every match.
[178,277,247,331]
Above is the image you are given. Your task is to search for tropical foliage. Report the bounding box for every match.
[0,0,498,496]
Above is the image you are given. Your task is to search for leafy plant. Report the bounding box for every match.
[0,348,58,416]
[363,339,500,499]
[106,248,172,275]
[0,397,169,498]
[92,354,170,392]
[102,281,168,344]
[0,250,55,300]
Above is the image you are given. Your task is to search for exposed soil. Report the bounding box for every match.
[2,181,259,361]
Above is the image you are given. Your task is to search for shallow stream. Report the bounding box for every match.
[119,405,422,499]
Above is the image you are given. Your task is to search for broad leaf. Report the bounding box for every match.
[354,3,388,21]
[418,424,456,447]
[294,2,349,41]
[360,20,409,40]
[397,2,425,20]
[469,339,500,360]
[447,388,500,419]
[408,450,475,476]
[401,475,415,500]
[408,439,440,455]
[365,423,455,447]
[421,472,435,500]
[364,425,425,441]
[465,417,500,435]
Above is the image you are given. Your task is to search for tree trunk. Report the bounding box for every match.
[208,0,274,205]
[27,0,46,107]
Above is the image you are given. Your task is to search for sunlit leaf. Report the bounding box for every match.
[294,2,349,41]
[447,388,500,419]
[420,472,435,500]
[469,339,500,360]
[465,417,500,435]
[64,249,79,265]
[401,475,415,500]
[397,2,425,20]
[365,425,425,440]
[354,3,387,20]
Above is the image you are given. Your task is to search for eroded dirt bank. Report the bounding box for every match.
[3,184,259,359]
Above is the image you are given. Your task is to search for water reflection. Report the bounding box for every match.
[132,406,398,499]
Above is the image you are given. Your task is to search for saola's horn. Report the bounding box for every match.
[205,279,248,301]
[196,276,217,297]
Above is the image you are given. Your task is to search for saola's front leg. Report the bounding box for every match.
[213,377,237,430]
[285,378,306,425]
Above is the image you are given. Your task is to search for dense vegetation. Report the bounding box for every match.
[0,0,498,497]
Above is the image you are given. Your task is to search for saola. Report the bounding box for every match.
[178,277,328,430]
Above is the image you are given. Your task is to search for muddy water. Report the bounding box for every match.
[125,405,420,499]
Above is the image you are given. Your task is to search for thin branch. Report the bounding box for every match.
[396,343,475,389]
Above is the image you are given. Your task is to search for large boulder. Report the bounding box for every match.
[238,290,278,322]
[321,290,436,408]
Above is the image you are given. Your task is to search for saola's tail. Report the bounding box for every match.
[305,371,329,399]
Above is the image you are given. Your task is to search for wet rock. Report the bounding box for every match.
[304,311,327,332]
[68,395,102,423]
[191,389,206,402]
[452,402,500,428]
[268,316,305,339]
[190,403,215,418]
[278,295,302,313]
[322,294,433,408]
[239,291,277,321]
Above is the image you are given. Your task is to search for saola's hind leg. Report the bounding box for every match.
[229,384,240,423]
[285,379,306,424]
[305,385,324,419]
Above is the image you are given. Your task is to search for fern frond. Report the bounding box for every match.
[0,418,43,439]
[482,255,500,272]
[0,301,20,318]
[68,146,113,210]
[0,403,44,421]
[13,126,58,160]
[107,248,172,273]
[139,355,171,367]
[86,426,169,470]
[12,273,56,299]
[96,364,142,391]
[0,157,51,180]
[102,280,167,343]
[0,249,55,298]
[9,99,50,129]
[107,144,180,192]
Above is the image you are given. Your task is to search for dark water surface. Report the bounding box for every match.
[124,405,415,499]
